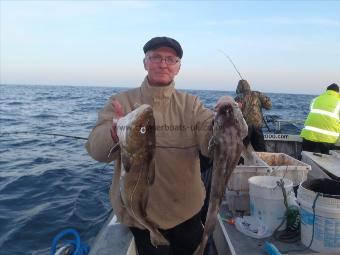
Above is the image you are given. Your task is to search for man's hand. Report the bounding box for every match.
[110,100,123,143]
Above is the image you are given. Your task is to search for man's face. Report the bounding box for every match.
[144,47,181,86]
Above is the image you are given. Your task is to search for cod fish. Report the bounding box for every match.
[116,104,169,247]
[194,96,247,255]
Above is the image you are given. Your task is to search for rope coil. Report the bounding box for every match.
[50,228,90,255]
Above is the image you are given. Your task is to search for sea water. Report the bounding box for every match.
[0,84,315,254]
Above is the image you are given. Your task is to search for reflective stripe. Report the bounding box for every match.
[310,109,339,119]
[310,100,340,119]
[304,126,339,137]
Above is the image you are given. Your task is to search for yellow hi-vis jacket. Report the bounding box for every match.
[300,90,340,144]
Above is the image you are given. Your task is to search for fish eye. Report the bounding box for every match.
[140,126,146,134]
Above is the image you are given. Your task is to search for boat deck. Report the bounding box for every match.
[301,151,340,180]
[218,203,314,255]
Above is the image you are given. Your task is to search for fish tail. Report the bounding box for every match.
[193,240,206,255]
[150,230,170,247]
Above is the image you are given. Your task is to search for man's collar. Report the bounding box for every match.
[141,76,175,99]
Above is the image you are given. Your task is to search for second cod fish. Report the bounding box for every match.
[194,96,248,255]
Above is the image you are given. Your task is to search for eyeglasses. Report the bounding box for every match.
[147,56,180,65]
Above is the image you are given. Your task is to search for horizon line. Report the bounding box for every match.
[0,83,317,96]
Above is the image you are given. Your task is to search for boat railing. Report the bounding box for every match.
[264,114,304,134]
[264,114,340,147]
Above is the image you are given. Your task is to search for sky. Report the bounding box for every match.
[1,1,339,94]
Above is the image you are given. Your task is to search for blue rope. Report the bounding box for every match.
[306,192,320,249]
[263,241,282,255]
[50,228,90,255]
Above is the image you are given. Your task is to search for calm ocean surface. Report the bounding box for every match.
[0,84,314,254]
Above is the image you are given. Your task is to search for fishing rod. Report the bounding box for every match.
[1,131,119,173]
[1,131,123,156]
[0,131,88,140]
[218,49,244,80]
[261,111,273,133]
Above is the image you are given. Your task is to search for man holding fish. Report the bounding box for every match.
[86,36,247,255]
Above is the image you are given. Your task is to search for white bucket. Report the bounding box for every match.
[248,176,293,233]
[297,179,340,253]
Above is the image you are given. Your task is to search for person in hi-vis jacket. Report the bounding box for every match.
[300,83,340,154]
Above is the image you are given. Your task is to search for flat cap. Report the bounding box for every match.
[143,36,183,58]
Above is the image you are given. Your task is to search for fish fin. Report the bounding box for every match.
[150,231,170,247]
[147,156,155,185]
[121,153,131,173]
[139,189,149,218]
[208,137,216,159]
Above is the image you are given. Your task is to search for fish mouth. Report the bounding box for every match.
[214,103,235,130]
[218,104,233,115]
